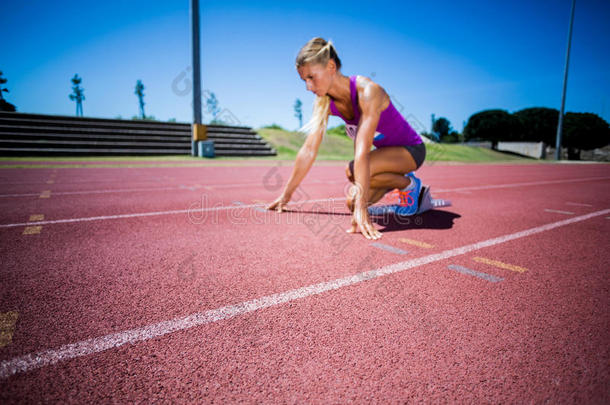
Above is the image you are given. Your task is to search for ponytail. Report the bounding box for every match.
[298,95,330,137]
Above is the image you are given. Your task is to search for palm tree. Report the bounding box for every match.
[135,80,146,119]
[0,71,16,111]
[0,71,9,101]
[206,92,220,123]
[69,74,85,116]
[294,98,303,129]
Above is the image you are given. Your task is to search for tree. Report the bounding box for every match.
[433,117,451,138]
[0,71,9,101]
[205,92,220,123]
[442,131,461,143]
[134,80,146,119]
[513,107,559,144]
[69,74,85,117]
[131,115,157,121]
[433,117,460,143]
[463,109,523,148]
[0,71,17,111]
[562,112,610,160]
[294,98,303,129]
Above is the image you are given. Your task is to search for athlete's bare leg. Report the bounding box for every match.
[345,146,419,212]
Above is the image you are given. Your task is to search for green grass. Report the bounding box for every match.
[424,143,533,162]
[255,127,354,160]
[255,127,534,163]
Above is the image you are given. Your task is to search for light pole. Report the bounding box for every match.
[555,0,576,160]
[191,0,203,156]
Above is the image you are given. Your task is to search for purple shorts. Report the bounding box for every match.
[348,142,426,178]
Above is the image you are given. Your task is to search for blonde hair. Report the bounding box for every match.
[295,37,342,137]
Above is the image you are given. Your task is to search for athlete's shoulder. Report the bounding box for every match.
[354,74,378,91]
[354,75,390,112]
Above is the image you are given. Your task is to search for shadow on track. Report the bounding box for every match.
[278,207,461,232]
[371,209,461,233]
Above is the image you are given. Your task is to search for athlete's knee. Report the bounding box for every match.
[345,160,355,182]
[346,195,354,212]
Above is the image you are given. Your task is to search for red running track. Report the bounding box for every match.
[0,160,609,403]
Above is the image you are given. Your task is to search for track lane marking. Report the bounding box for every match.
[447,265,504,283]
[22,226,42,235]
[1,208,608,379]
[0,183,335,198]
[1,173,609,229]
[23,214,45,235]
[233,200,267,213]
[433,176,610,193]
[0,175,608,199]
[566,202,593,207]
[472,257,527,273]
[0,186,181,198]
[0,312,19,348]
[371,242,408,255]
[399,238,434,248]
[0,197,340,229]
[544,209,575,215]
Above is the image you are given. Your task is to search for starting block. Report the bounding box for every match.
[367,186,451,216]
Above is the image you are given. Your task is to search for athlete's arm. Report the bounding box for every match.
[348,78,386,239]
[267,119,325,212]
[283,125,324,198]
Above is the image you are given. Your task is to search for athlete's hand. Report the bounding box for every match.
[266,193,291,213]
[346,204,382,240]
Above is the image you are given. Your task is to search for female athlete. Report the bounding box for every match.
[267,37,426,240]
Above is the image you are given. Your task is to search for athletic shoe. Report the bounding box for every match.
[394,172,422,216]
[368,173,423,216]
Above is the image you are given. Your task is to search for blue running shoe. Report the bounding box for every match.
[367,173,423,217]
[394,172,422,216]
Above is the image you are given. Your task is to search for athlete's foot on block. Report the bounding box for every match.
[368,174,423,216]
[394,173,422,216]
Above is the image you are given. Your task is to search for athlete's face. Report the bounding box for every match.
[297,61,335,97]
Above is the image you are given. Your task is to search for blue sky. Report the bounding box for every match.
[3,0,609,132]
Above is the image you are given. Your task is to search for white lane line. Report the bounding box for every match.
[0,197,342,229]
[0,186,180,198]
[207,179,346,190]
[1,208,608,379]
[544,209,575,215]
[1,175,608,228]
[233,200,267,213]
[0,180,343,198]
[434,176,610,193]
[565,202,593,207]
[1,175,608,199]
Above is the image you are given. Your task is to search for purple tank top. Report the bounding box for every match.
[329,75,422,148]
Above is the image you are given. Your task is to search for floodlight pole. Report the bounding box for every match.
[555,0,576,160]
[191,0,203,156]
